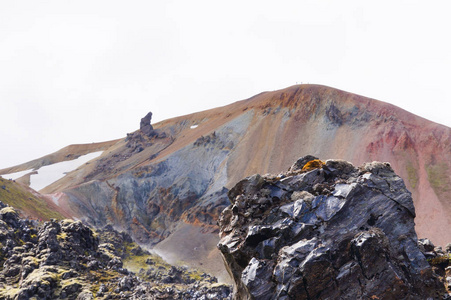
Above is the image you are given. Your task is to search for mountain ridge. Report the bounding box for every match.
[2,84,451,279]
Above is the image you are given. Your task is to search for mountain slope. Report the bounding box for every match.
[0,177,68,220]
[3,84,451,277]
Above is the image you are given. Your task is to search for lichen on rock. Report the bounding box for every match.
[0,202,232,299]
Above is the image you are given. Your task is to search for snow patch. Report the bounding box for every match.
[0,169,33,180]
[190,125,199,129]
[29,151,103,191]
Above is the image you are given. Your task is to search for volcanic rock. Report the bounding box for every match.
[218,156,448,299]
[140,111,154,136]
[0,201,231,299]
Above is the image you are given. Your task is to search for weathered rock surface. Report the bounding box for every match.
[125,111,170,156]
[140,111,154,136]
[218,156,449,299]
[0,201,231,299]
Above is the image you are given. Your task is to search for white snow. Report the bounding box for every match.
[29,151,103,191]
[1,151,103,191]
[190,125,198,129]
[0,169,33,180]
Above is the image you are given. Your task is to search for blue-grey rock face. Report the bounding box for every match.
[218,156,445,299]
[66,111,254,245]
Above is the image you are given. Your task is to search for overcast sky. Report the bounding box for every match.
[1,0,450,169]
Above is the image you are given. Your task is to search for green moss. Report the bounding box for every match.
[122,243,169,275]
[428,254,451,266]
[0,287,20,299]
[426,163,451,197]
[187,270,205,281]
[0,207,18,214]
[0,178,64,220]
[406,162,418,189]
[60,219,75,226]
[60,277,82,287]
[98,245,118,260]
[89,283,101,295]
[22,256,40,267]
[57,232,67,241]
[87,268,120,295]
[123,254,151,273]
[23,268,60,287]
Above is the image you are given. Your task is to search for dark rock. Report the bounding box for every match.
[0,207,20,227]
[96,284,108,297]
[60,282,82,298]
[107,257,123,269]
[419,238,436,252]
[62,270,78,280]
[0,200,232,300]
[325,102,344,126]
[140,111,154,136]
[75,291,94,300]
[118,275,136,291]
[288,155,319,173]
[123,111,170,156]
[3,264,20,277]
[130,245,143,256]
[218,157,448,299]
[87,259,99,270]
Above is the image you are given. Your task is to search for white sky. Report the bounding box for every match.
[1,0,450,169]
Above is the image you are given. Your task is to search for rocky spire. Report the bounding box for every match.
[140,111,154,136]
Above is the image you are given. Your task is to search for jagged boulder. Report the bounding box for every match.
[218,156,447,299]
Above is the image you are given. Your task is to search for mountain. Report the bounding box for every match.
[2,84,451,279]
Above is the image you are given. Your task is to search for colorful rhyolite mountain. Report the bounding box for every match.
[1,84,450,279]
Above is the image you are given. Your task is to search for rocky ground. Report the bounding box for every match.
[218,155,451,299]
[0,201,231,299]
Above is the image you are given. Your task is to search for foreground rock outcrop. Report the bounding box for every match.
[218,156,449,299]
[0,201,231,299]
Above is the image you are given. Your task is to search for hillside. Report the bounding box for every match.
[0,177,68,221]
[2,84,451,279]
